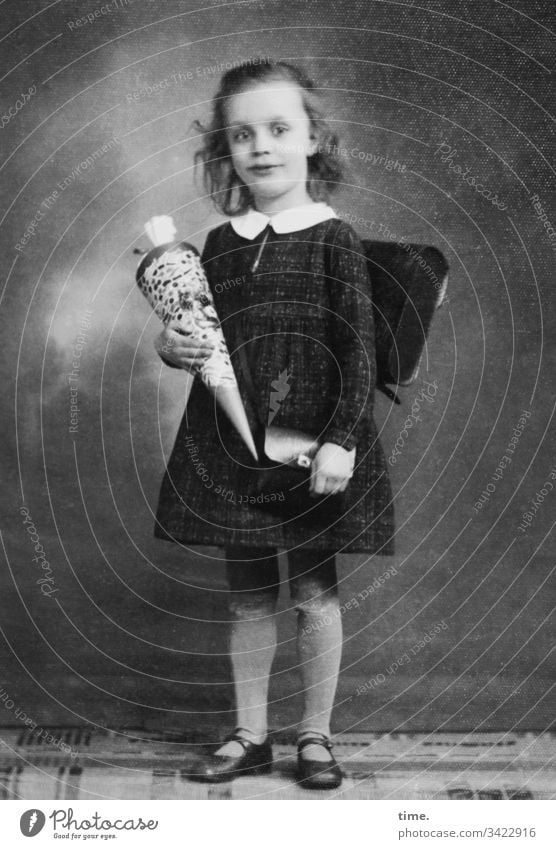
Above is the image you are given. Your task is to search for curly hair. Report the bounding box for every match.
[193,59,345,216]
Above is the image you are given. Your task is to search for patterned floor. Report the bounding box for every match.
[0,727,554,800]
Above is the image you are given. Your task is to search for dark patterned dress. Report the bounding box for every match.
[154,216,395,555]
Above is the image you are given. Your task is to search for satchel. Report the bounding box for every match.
[235,342,355,522]
[362,240,449,402]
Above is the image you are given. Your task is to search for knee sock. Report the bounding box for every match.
[288,549,342,759]
[215,593,277,756]
[215,547,280,757]
[295,599,343,760]
[231,598,277,742]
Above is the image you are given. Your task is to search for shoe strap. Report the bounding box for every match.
[223,729,264,749]
[297,735,333,752]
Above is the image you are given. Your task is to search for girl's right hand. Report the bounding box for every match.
[154,327,215,372]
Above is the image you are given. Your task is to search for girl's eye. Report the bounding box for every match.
[272,125,288,135]
[232,129,249,142]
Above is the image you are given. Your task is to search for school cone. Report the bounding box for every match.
[137,215,258,461]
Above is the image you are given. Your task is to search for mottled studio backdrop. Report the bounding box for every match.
[1,1,554,735]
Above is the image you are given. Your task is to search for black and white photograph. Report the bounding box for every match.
[1,0,554,843]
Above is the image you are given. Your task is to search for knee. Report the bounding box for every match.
[294,593,340,637]
[292,585,340,620]
[288,550,338,620]
[227,590,278,620]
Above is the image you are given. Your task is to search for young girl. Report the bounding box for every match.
[153,59,394,790]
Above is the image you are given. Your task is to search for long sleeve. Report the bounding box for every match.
[321,222,376,452]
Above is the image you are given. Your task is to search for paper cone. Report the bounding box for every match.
[137,225,258,460]
[213,384,258,461]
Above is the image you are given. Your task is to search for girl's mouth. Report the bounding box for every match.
[249,164,281,175]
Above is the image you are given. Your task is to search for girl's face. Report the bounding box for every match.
[225,79,317,213]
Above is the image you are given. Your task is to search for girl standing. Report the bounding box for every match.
[153,59,394,789]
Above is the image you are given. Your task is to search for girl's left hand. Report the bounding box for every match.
[310,443,354,496]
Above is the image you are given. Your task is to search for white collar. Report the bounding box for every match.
[229,202,337,239]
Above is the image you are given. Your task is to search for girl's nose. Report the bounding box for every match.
[251,128,271,155]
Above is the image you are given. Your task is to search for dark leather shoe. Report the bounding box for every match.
[186,730,273,783]
[296,735,343,790]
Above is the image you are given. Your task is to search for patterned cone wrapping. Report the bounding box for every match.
[137,239,258,461]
